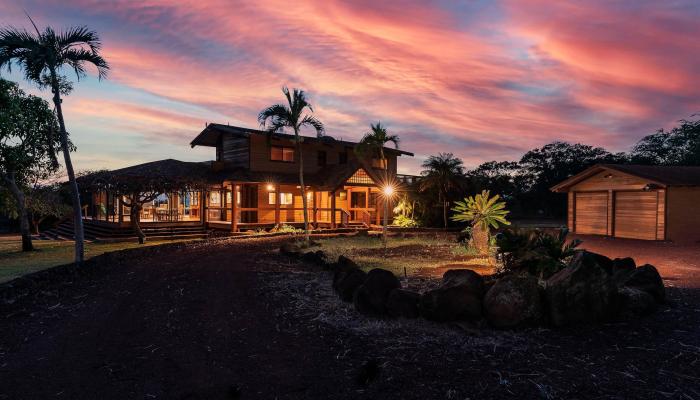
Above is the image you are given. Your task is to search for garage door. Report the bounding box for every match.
[575,192,608,235]
[614,191,658,240]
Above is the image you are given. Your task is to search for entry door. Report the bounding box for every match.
[350,191,367,209]
[614,191,658,240]
[574,192,608,235]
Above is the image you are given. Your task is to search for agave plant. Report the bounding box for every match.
[451,190,510,253]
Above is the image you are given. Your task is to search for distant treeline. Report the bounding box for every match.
[412,118,700,226]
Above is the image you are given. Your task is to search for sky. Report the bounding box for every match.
[1,0,699,174]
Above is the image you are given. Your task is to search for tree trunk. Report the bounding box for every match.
[130,204,146,244]
[296,131,310,243]
[442,200,448,230]
[5,174,33,251]
[381,149,388,244]
[51,72,84,264]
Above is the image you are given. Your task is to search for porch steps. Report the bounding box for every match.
[36,220,209,243]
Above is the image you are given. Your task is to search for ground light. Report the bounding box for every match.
[381,184,396,252]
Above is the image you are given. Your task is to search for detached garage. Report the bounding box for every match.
[551,164,700,242]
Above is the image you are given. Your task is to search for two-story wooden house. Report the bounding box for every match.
[81,123,414,233]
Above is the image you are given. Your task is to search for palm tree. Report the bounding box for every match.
[258,87,324,242]
[451,190,510,253]
[0,19,109,264]
[356,122,399,243]
[419,153,464,229]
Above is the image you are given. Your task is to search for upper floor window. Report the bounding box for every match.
[339,151,348,164]
[270,146,294,162]
[317,150,327,167]
[371,158,387,170]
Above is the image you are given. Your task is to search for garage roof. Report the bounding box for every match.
[551,164,700,192]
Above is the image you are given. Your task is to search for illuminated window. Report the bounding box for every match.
[271,146,294,162]
[371,158,387,170]
[268,192,276,205]
[280,193,293,205]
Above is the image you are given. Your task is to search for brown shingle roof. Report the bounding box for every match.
[551,164,700,192]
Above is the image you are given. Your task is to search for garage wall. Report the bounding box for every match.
[613,191,662,240]
[666,187,700,243]
[569,170,648,191]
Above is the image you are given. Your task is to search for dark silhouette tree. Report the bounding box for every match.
[258,87,324,242]
[630,118,700,166]
[0,19,109,263]
[419,153,465,229]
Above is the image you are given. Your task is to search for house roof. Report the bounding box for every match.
[551,164,700,192]
[80,158,389,191]
[190,123,414,156]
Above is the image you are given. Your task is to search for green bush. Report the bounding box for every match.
[392,214,419,228]
[495,228,581,279]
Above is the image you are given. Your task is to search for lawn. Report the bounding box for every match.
[315,233,495,277]
[0,238,201,283]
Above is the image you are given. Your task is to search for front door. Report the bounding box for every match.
[350,190,367,221]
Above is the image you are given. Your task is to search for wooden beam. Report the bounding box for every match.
[375,190,381,225]
[117,196,123,223]
[312,190,317,226]
[200,190,206,225]
[231,183,238,233]
[330,190,336,228]
[274,184,281,226]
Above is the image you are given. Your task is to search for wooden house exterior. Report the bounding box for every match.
[81,124,414,233]
[551,164,700,242]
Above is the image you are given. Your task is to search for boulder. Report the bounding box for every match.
[386,289,420,318]
[301,250,326,265]
[617,264,665,303]
[353,269,401,316]
[616,286,657,318]
[419,285,483,322]
[280,242,301,256]
[337,255,359,270]
[442,269,485,295]
[545,251,616,326]
[588,251,614,273]
[612,257,636,272]
[483,274,543,329]
[333,268,367,302]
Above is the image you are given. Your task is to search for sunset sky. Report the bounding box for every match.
[1,0,699,174]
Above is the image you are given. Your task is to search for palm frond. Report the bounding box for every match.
[61,48,109,80]
[300,115,324,137]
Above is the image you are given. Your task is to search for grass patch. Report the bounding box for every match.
[0,239,199,283]
[315,234,494,277]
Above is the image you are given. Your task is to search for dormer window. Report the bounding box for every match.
[271,146,294,162]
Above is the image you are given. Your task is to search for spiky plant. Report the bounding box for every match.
[451,190,510,253]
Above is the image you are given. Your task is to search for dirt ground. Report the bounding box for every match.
[1,236,700,399]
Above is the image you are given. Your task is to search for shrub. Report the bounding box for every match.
[272,224,303,234]
[495,228,581,279]
[451,190,510,255]
[392,214,419,228]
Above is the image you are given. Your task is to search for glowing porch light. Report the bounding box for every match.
[382,185,395,197]
[266,183,275,191]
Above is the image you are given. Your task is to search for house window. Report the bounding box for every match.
[371,158,387,170]
[268,192,276,205]
[318,150,327,166]
[280,193,293,205]
[271,146,294,162]
[339,151,347,164]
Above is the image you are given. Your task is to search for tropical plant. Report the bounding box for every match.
[392,194,419,227]
[258,87,324,243]
[357,122,400,242]
[495,228,581,279]
[0,78,61,251]
[451,190,510,253]
[419,153,464,229]
[0,19,109,263]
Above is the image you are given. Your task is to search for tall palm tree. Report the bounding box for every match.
[0,19,109,264]
[356,122,399,243]
[258,87,324,242]
[419,153,465,229]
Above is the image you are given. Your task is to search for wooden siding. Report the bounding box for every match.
[567,192,574,231]
[666,187,700,242]
[220,136,249,167]
[613,191,658,240]
[574,192,608,235]
[570,170,649,191]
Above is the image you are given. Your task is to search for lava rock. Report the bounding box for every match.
[301,250,326,265]
[333,268,367,302]
[337,255,359,270]
[483,274,543,329]
[353,269,401,316]
[617,264,665,303]
[386,289,420,318]
[545,251,616,327]
[419,285,483,322]
[279,242,301,256]
[616,286,657,318]
[442,269,485,295]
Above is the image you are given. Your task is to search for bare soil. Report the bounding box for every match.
[1,236,699,399]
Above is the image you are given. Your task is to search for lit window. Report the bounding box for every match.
[268,192,276,205]
[271,146,294,162]
[280,193,293,205]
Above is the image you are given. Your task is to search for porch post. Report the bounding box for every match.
[117,196,123,224]
[275,184,281,226]
[330,190,336,229]
[312,189,318,227]
[375,191,381,225]
[200,190,206,225]
[231,183,238,233]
